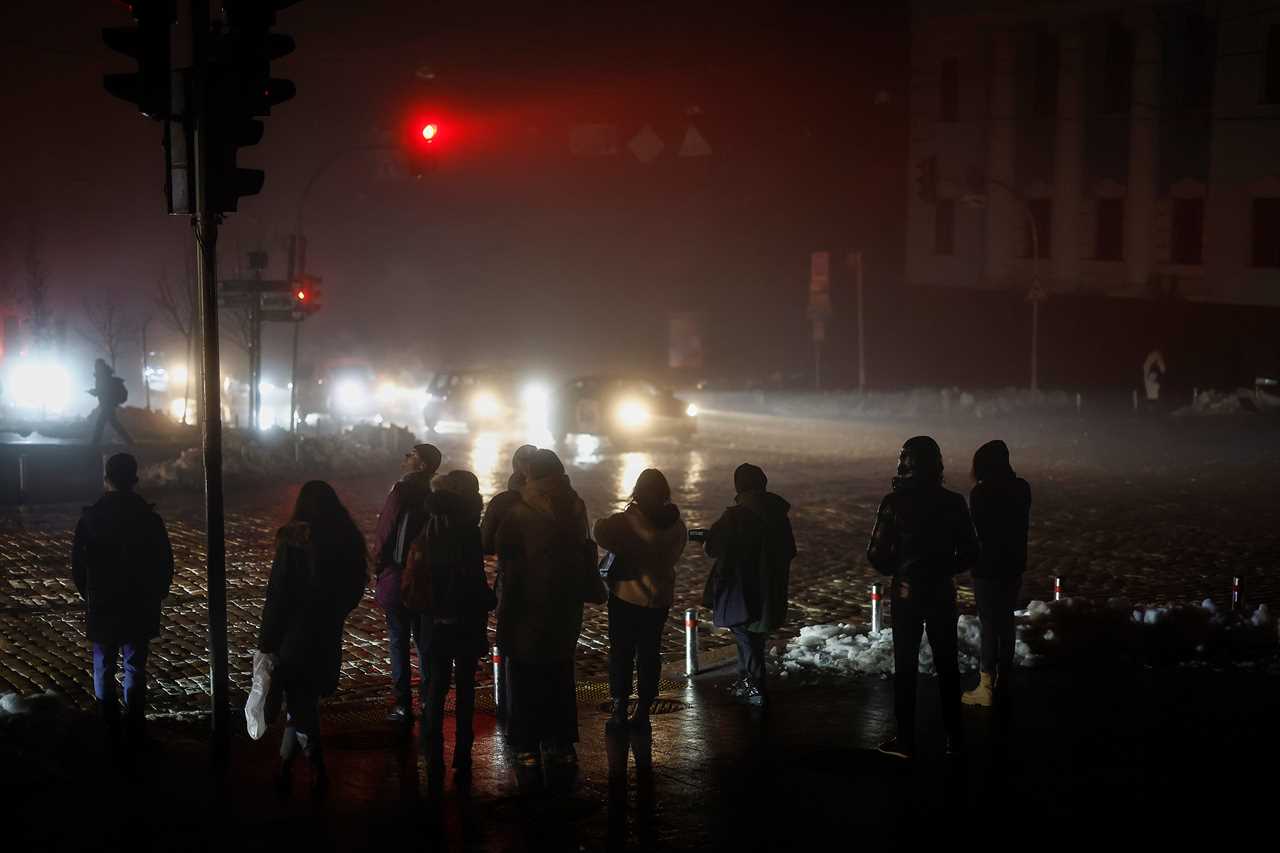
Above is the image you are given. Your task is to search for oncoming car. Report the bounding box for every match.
[551,376,697,444]
[423,369,521,433]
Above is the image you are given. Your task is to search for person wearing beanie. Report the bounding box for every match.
[71,453,173,750]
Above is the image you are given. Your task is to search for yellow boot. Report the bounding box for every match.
[962,672,994,707]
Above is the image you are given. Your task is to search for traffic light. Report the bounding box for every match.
[293,275,322,315]
[406,118,443,177]
[206,1,299,213]
[915,155,938,204]
[102,0,177,119]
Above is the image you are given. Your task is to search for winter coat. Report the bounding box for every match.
[594,504,686,609]
[416,490,496,658]
[703,491,796,633]
[258,522,368,697]
[372,470,433,610]
[969,476,1031,579]
[494,473,591,662]
[866,480,979,585]
[481,472,526,556]
[71,491,174,644]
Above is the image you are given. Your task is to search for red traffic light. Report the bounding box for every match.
[295,289,307,301]
[421,122,439,143]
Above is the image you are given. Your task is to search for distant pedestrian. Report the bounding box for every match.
[495,448,599,770]
[595,468,686,760]
[258,481,368,796]
[867,436,978,759]
[372,443,441,724]
[71,453,173,750]
[962,440,1031,708]
[702,463,796,707]
[416,470,496,782]
[88,358,133,446]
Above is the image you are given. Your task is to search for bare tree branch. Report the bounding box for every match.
[153,264,196,344]
[23,220,55,349]
[80,293,133,371]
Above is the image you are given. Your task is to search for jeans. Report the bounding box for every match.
[975,576,1022,677]
[93,640,149,712]
[386,608,428,709]
[891,578,961,742]
[607,596,668,710]
[731,627,768,689]
[422,624,478,765]
[507,657,578,753]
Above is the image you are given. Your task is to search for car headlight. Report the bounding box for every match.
[615,399,652,429]
[170,365,188,385]
[334,379,368,413]
[471,391,502,419]
[6,359,73,414]
[685,403,699,418]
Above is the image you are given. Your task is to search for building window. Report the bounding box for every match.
[1171,198,1205,265]
[934,200,956,255]
[1095,198,1125,260]
[1252,198,1280,267]
[940,57,959,122]
[1034,33,1059,117]
[1023,198,1053,259]
[1266,25,1280,104]
[1103,23,1134,114]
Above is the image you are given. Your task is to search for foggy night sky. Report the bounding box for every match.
[0,1,907,381]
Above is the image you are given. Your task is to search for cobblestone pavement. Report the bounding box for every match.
[2,412,1277,714]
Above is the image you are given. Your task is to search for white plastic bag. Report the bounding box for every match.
[244,650,276,741]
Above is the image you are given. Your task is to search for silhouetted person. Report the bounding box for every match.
[703,463,796,707]
[259,481,368,797]
[88,358,133,446]
[417,470,495,783]
[595,468,686,766]
[71,453,173,750]
[867,436,978,759]
[373,443,441,723]
[962,440,1031,708]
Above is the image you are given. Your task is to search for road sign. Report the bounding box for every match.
[219,278,292,294]
[261,291,297,312]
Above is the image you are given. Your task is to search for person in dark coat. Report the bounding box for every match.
[417,470,496,781]
[866,436,979,759]
[703,463,796,707]
[71,453,173,745]
[372,443,441,723]
[258,481,368,795]
[495,448,593,769]
[962,440,1031,708]
[88,358,133,446]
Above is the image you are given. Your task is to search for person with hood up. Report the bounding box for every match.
[962,440,1031,708]
[373,443,442,724]
[88,358,133,446]
[495,448,596,769]
[416,470,497,780]
[71,453,173,749]
[594,469,687,753]
[866,436,979,759]
[258,480,368,796]
[703,463,796,707]
[481,444,538,557]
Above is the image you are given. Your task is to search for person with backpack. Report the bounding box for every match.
[372,443,441,723]
[962,440,1031,708]
[71,453,173,752]
[259,481,368,796]
[702,463,796,708]
[866,436,979,759]
[88,358,133,446]
[411,470,496,783]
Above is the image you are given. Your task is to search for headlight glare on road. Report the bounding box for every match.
[685,403,699,418]
[471,390,502,419]
[616,398,652,429]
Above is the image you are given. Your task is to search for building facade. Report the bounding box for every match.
[907,0,1280,306]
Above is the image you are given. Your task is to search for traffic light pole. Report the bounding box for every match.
[191,0,231,772]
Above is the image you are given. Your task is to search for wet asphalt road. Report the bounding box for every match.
[1,411,1277,714]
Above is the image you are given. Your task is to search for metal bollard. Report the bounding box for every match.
[684,608,699,676]
[1232,577,1242,612]
[492,645,505,717]
[870,583,882,633]
[1054,576,1064,601]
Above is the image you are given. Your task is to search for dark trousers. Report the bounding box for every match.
[386,608,428,708]
[975,575,1022,678]
[731,627,768,688]
[91,406,133,445]
[607,596,668,709]
[891,578,961,742]
[280,679,321,761]
[93,640,149,716]
[422,624,478,764]
[507,657,578,752]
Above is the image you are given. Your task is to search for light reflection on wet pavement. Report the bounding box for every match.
[2,413,1277,713]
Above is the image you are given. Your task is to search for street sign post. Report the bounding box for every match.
[808,251,832,390]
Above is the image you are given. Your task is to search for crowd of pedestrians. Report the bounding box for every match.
[69,432,1029,793]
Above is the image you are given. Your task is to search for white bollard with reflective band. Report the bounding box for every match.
[1232,577,1242,612]
[1054,576,1064,601]
[684,609,699,676]
[492,645,503,713]
[870,583,882,633]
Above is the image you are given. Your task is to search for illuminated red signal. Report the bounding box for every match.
[295,289,307,301]
[421,122,438,143]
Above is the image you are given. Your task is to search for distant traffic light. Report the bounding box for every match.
[102,0,177,119]
[915,155,938,204]
[422,122,439,143]
[293,274,322,315]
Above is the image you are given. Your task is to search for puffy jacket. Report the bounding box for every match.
[704,491,796,633]
[866,481,978,584]
[372,470,432,610]
[969,476,1031,579]
[71,491,174,644]
[594,503,687,609]
[417,490,496,657]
